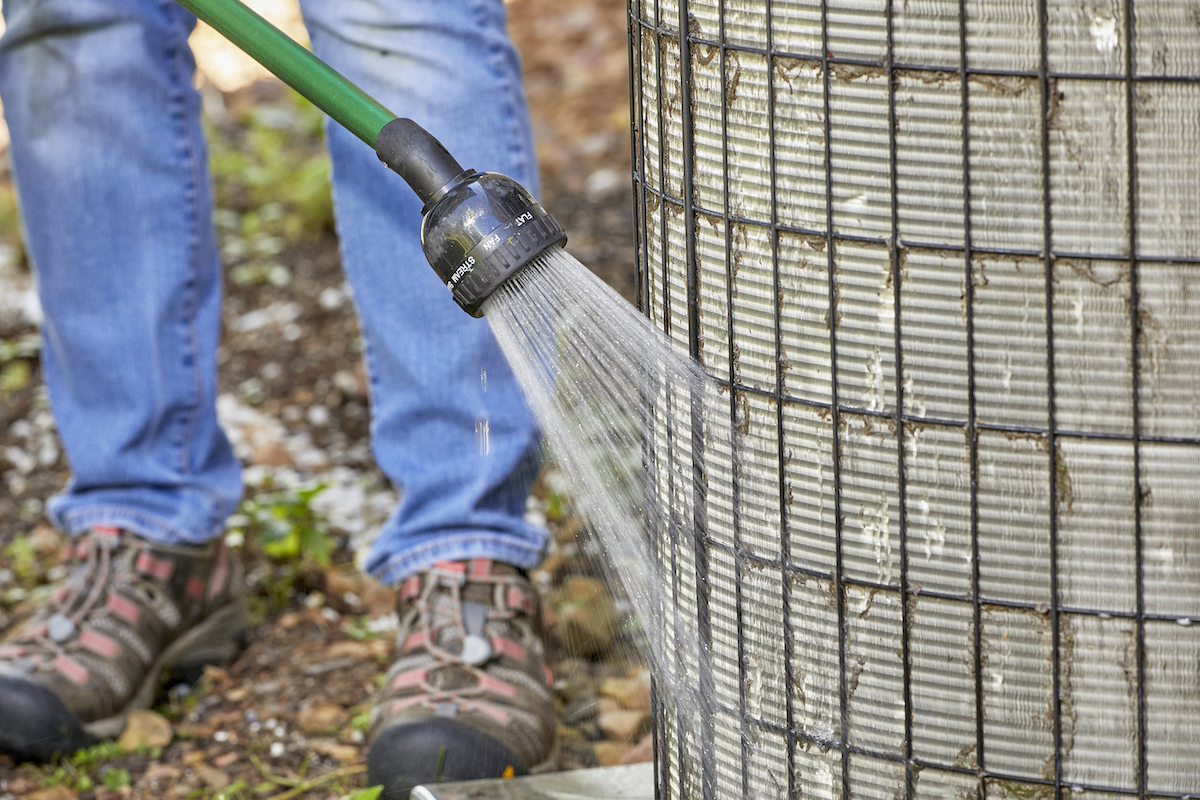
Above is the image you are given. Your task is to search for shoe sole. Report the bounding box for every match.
[83,596,246,739]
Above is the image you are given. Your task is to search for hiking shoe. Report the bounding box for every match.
[0,524,244,762]
[366,559,555,795]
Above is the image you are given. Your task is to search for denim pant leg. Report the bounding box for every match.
[0,0,240,545]
[297,0,547,583]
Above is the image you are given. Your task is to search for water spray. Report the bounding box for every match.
[177,0,720,782]
[174,0,566,317]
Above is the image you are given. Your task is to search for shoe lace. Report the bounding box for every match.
[14,529,129,657]
[410,563,525,693]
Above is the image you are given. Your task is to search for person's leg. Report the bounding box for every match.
[0,0,243,762]
[0,0,240,546]
[296,0,554,787]
[297,0,546,583]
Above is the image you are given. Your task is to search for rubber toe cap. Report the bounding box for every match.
[0,674,95,762]
[367,717,527,797]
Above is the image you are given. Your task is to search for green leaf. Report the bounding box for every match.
[346,787,384,800]
[299,525,331,565]
[0,359,30,391]
[103,768,132,790]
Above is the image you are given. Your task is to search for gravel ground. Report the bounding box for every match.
[0,0,647,795]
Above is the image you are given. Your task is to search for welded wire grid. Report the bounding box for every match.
[628,1,1200,799]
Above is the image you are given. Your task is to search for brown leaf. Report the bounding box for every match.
[310,737,361,763]
[196,765,231,791]
[118,709,173,751]
[30,787,77,800]
[297,701,349,733]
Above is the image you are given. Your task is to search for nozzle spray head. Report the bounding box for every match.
[375,118,567,317]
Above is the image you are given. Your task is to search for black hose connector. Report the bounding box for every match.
[375,118,471,207]
[375,118,566,317]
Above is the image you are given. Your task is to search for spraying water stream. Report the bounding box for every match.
[485,247,732,777]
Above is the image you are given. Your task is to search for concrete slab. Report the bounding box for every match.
[408,763,655,800]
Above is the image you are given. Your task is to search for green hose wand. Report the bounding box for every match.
[174,0,566,316]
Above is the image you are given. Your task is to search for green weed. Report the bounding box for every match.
[208,91,333,245]
[234,481,332,566]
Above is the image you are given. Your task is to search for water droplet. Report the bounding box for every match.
[476,419,490,456]
[480,368,488,393]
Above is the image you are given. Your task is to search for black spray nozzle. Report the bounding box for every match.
[374,118,566,317]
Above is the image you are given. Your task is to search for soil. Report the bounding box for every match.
[0,0,647,795]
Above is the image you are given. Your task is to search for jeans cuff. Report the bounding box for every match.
[49,501,225,547]
[369,533,546,586]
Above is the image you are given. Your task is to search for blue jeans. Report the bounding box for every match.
[0,0,546,583]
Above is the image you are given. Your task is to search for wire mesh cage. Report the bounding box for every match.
[628,0,1200,798]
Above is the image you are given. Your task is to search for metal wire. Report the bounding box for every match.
[631,0,1200,798]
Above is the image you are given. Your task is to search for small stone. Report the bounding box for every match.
[311,738,360,763]
[297,702,349,733]
[141,764,181,783]
[597,708,649,742]
[556,724,586,745]
[593,741,630,767]
[28,524,62,555]
[213,752,240,768]
[564,694,601,723]
[596,697,621,717]
[547,577,621,658]
[600,675,651,712]
[195,765,230,791]
[619,732,655,764]
[270,742,286,758]
[323,640,372,660]
[251,439,293,467]
[118,709,173,751]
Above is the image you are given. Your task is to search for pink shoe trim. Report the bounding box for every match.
[434,561,466,574]
[505,586,535,616]
[135,552,175,582]
[91,525,120,536]
[460,699,511,726]
[52,655,90,685]
[106,593,140,624]
[476,673,517,699]
[207,543,230,602]
[388,696,429,716]
[0,645,24,660]
[491,636,525,663]
[185,576,205,599]
[544,665,554,687]
[79,627,120,659]
[389,668,430,692]
[468,558,492,579]
[401,631,427,652]
[399,575,421,602]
